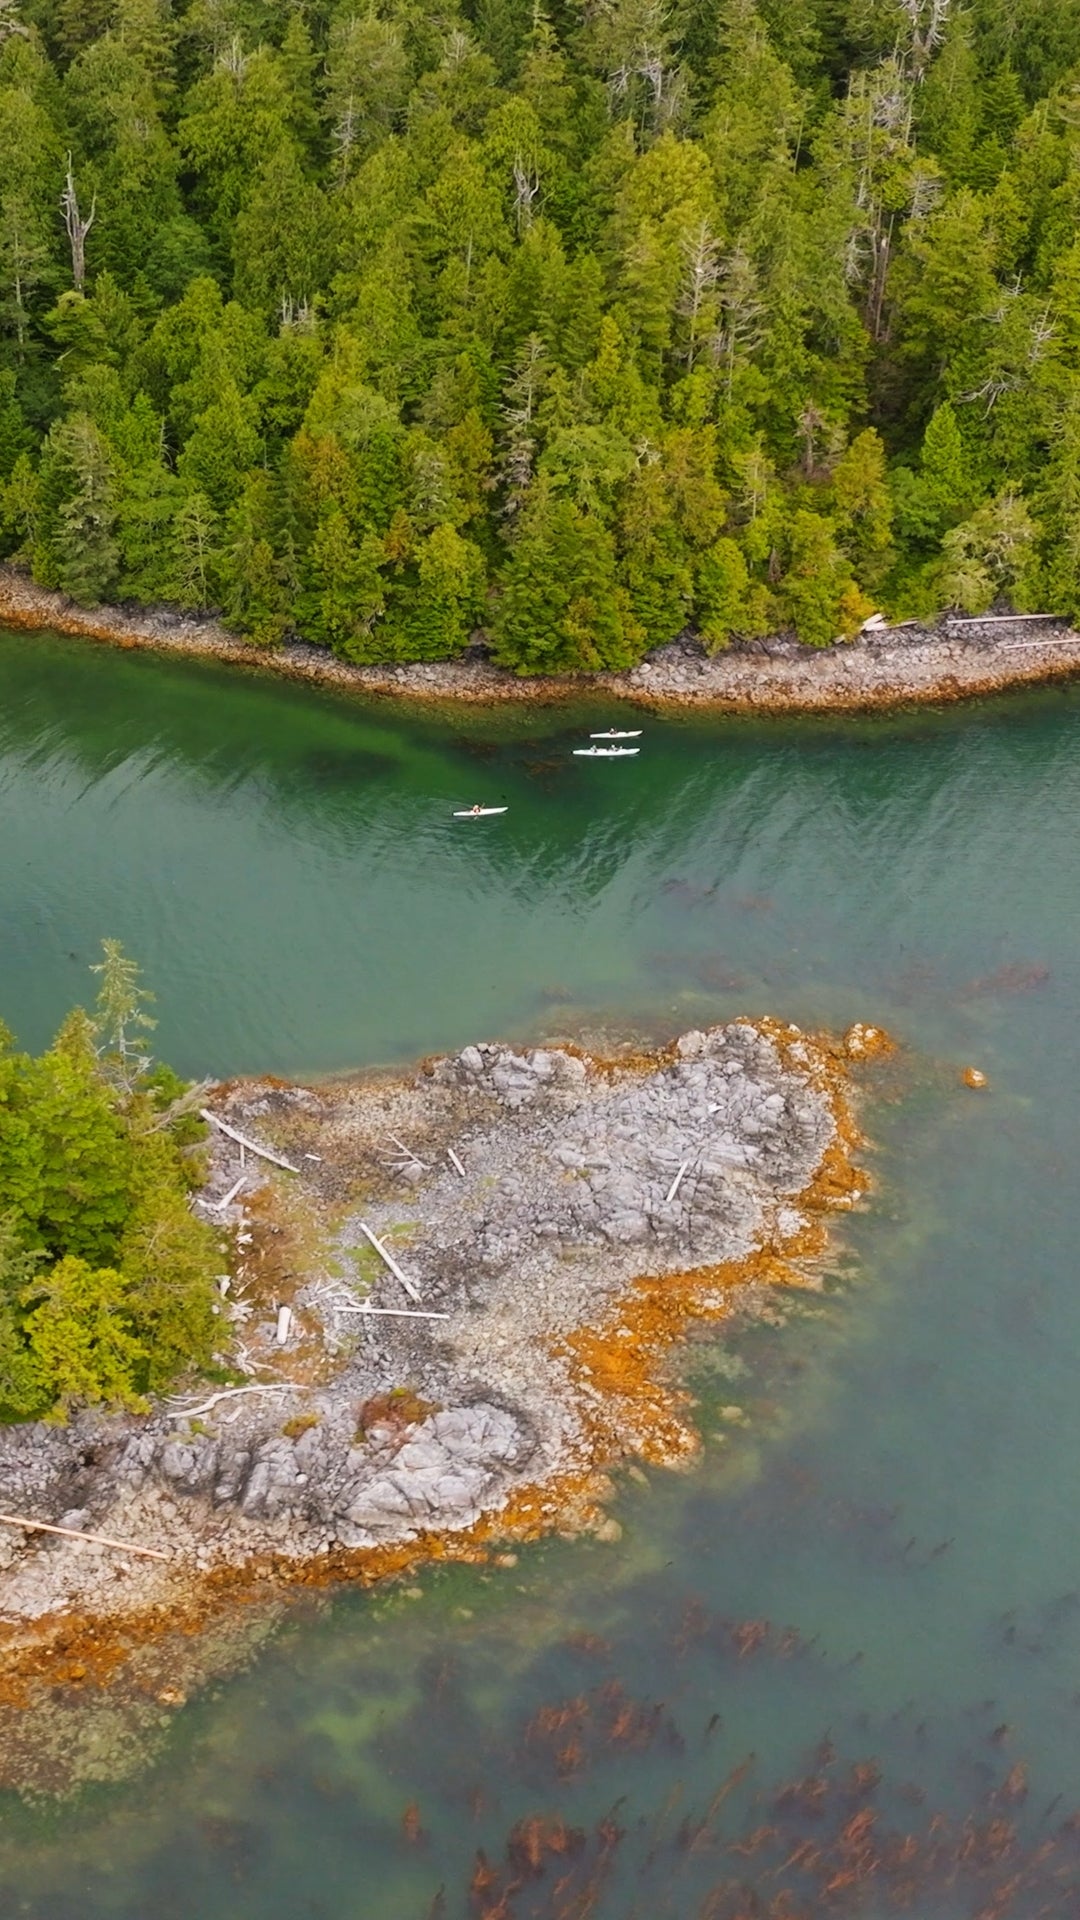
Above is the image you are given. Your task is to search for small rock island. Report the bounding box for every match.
[0,1019,884,1682]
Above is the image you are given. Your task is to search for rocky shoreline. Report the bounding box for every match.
[2,566,1080,713]
[0,1019,885,1723]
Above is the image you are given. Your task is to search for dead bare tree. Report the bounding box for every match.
[959,285,1055,414]
[332,94,360,186]
[512,155,541,234]
[215,33,248,81]
[0,0,29,45]
[596,0,687,134]
[708,246,765,395]
[498,334,547,517]
[798,402,827,477]
[830,60,918,343]
[897,0,951,78]
[60,156,95,293]
[677,219,721,369]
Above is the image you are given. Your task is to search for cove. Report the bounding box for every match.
[3,628,1080,1912]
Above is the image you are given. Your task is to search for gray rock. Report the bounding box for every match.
[0,1019,845,1637]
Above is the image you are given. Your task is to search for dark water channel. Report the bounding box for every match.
[1,630,1080,1916]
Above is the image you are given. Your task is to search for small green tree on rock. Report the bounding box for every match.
[0,946,221,1423]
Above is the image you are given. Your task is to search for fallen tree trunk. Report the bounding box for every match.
[357,1221,423,1302]
[0,1513,169,1561]
[200,1110,300,1173]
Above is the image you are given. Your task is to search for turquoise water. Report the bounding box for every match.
[2,630,1080,1913]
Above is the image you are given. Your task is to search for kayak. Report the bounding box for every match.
[573,746,640,757]
[453,807,508,817]
[590,730,642,739]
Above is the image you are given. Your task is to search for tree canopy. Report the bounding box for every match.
[0,943,221,1421]
[1,0,1079,664]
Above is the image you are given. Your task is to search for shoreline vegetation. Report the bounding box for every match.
[0,3,1079,678]
[0,1017,889,1755]
[4,568,1080,713]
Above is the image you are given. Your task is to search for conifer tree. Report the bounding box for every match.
[30,1009,133,1264]
[0,0,1075,647]
[0,948,221,1421]
[38,412,120,604]
[493,475,642,672]
[22,1256,146,1418]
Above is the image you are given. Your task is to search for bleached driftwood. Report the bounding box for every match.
[946,612,1060,627]
[169,1383,298,1420]
[0,1513,169,1561]
[665,1161,689,1205]
[387,1131,428,1168]
[447,1148,467,1177]
[200,1110,300,1173]
[340,1305,450,1321]
[357,1221,422,1302]
[997,639,1072,653]
[210,1173,247,1211]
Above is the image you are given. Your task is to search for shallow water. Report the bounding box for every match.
[2,630,1080,1914]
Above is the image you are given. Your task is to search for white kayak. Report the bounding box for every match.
[573,746,640,757]
[453,807,508,817]
[590,730,642,739]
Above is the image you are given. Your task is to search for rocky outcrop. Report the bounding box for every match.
[0,1019,879,1666]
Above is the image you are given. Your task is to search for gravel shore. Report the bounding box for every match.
[2,567,1078,714]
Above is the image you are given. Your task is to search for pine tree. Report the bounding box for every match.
[777,508,873,646]
[493,475,644,672]
[119,1137,218,1390]
[169,491,220,610]
[220,471,291,643]
[117,457,184,602]
[177,376,261,512]
[90,937,157,1098]
[297,506,386,658]
[30,1010,133,1264]
[617,457,693,643]
[892,401,978,547]
[0,956,225,1419]
[39,412,120,605]
[694,534,764,648]
[0,1212,43,1416]
[0,369,30,476]
[1036,392,1080,622]
[382,521,486,660]
[938,490,1038,613]
[0,83,61,358]
[22,1255,146,1420]
[830,428,894,577]
[324,11,411,183]
[232,143,335,317]
[0,1026,45,1240]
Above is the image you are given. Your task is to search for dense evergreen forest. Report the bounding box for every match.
[0,947,220,1420]
[0,0,1078,668]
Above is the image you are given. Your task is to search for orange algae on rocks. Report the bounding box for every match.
[559,1018,878,1471]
